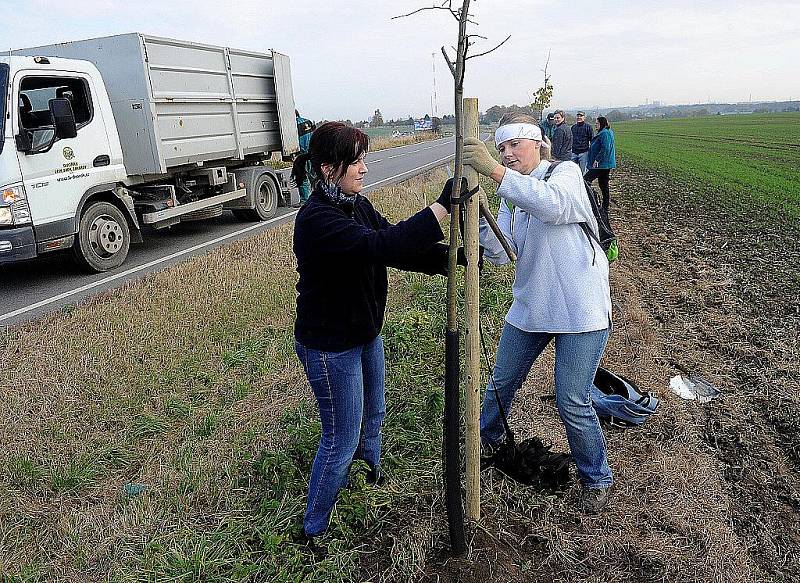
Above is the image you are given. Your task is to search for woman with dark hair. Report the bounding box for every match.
[584,116,616,213]
[291,121,458,542]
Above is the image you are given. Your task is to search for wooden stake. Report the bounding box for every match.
[462,98,481,521]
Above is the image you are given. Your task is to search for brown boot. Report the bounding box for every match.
[580,486,611,514]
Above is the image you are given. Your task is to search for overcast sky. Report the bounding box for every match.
[4,0,799,121]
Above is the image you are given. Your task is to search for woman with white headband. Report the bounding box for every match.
[462,112,613,514]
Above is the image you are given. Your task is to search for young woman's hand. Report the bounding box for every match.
[463,138,501,177]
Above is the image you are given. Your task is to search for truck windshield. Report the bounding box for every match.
[0,63,8,155]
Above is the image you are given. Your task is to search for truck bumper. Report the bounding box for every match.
[0,226,37,264]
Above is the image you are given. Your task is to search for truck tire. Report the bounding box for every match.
[233,174,278,221]
[72,201,131,272]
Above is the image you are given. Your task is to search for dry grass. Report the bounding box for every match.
[0,223,306,579]
[370,132,441,152]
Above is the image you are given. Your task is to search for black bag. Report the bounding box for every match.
[544,161,618,263]
[486,380,572,489]
[492,435,572,489]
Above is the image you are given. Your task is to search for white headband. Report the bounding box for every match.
[494,123,550,149]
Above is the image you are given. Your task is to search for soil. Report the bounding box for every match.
[368,161,800,582]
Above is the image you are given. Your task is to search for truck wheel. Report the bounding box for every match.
[234,174,278,221]
[72,201,131,273]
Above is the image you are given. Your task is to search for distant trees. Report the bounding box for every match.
[481,104,536,124]
[371,109,385,126]
[605,109,631,122]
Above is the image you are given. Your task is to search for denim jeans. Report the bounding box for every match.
[571,151,589,174]
[480,322,612,488]
[295,335,386,536]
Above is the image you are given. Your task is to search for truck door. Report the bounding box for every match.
[13,71,115,242]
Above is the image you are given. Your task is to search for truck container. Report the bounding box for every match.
[0,33,300,272]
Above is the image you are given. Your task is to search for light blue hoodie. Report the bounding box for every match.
[479,160,611,333]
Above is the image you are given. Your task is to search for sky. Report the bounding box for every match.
[3,0,799,122]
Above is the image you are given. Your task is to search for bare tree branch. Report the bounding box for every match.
[465,34,511,60]
[392,4,458,21]
[541,48,551,82]
[441,46,456,77]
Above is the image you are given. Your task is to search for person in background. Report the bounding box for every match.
[551,109,573,161]
[539,112,556,141]
[295,110,315,205]
[291,121,464,546]
[584,115,617,213]
[461,113,614,514]
[570,111,594,174]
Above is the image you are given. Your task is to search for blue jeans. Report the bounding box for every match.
[572,151,589,174]
[295,335,386,536]
[480,322,613,488]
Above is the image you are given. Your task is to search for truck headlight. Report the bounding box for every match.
[1,185,32,226]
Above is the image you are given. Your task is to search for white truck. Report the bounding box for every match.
[0,33,300,272]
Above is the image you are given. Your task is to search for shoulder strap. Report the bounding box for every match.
[543,161,562,181]
[544,161,600,265]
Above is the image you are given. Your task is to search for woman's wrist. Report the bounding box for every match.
[430,202,448,221]
[490,164,506,184]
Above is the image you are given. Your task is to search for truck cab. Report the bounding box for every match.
[1,56,129,269]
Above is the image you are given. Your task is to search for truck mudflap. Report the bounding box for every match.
[0,226,37,264]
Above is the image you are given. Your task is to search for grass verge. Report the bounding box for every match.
[370,132,441,152]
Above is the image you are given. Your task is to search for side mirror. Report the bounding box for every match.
[50,98,77,139]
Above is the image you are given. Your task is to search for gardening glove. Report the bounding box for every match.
[463,137,501,177]
[434,246,480,275]
[457,246,484,271]
[435,177,468,212]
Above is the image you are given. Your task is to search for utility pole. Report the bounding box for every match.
[432,52,439,119]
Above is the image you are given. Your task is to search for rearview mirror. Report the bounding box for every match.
[50,98,77,139]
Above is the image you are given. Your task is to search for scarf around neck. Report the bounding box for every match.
[320,181,359,208]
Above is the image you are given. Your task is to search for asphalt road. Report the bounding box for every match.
[0,137,455,326]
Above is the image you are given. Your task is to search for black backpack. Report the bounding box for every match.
[544,161,618,263]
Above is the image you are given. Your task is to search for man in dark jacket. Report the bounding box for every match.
[570,111,593,173]
[551,110,573,161]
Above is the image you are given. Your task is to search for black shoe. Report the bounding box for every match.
[294,529,328,560]
[366,467,387,487]
[580,486,611,514]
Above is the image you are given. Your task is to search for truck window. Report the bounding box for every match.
[18,76,93,131]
